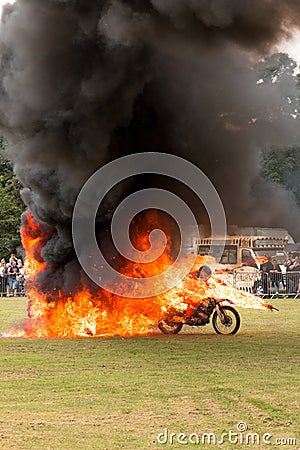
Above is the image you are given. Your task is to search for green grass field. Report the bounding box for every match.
[0,297,299,450]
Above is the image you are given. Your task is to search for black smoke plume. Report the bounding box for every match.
[1,0,300,295]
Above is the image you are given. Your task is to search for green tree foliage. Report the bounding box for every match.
[261,145,300,206]
[296,73,300,89]
[256,52,297,83]
[255,52,299,120]
[258,53,300,202]
[0,137,26,258]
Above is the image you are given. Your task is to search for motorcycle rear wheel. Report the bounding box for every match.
[158,320,183,334]
[212,306,240,335]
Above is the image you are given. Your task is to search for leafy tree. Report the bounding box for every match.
[261,145,300,206]
[0,137,26,259]
[256,52,297,83]
[295,72,300,89]
[255,52,300,123]
[258,53,300,203]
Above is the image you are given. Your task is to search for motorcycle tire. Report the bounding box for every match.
[158,320,183,335]
[212,306,240,335]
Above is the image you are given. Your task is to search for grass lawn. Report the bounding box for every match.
[0,297,299,449]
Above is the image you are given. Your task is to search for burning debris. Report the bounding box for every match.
[0,1,296,337]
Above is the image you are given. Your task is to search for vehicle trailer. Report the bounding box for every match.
[191,229,291,294]
[193,235,289,271]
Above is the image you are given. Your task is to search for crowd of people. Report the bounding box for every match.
[1,251,300,299]
[0,254,26,297]
[260,253,300,296]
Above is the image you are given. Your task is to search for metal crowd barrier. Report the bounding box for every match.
[0,274,8,296]
[0,274,26,297]
[232,270,300,298]
[1,271,299,299]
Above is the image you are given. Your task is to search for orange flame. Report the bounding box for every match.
[255,255,269,266]
[7,211,273,338]
[21,213,48,275]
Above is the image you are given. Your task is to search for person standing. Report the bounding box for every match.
[261,256,273,296]
[9,254,17,265]
[288,256,300,295]
[284,253,295,295]
[284,252,294,269]
[16,260,26,296]
[7,259,19,297]
[269,258,282,297]
[0,259,7,296]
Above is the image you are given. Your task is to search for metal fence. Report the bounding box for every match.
[0,274,26,297]
[231,270,300,298]
[1,271,299,299]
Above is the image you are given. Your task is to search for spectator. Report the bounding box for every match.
[0,259,7,296]
[290,256,300,270]
[269,258,282,297]
[261,256,273,295]
[7,259,20,297]
[284,252,294,269]
[287,256,300,295]
[16,260,26,296]
[9,253,17,265]
[285,253,294,294]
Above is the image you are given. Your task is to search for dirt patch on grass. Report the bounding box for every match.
[232,396,285,426]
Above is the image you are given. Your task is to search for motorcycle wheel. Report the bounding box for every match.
[158,320,183,335]
[212,306,240,335]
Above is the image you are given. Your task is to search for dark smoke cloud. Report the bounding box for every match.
[1,0,300,294]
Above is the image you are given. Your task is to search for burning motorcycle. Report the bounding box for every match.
[158,299,240,335]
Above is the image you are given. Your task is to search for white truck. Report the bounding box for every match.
[191,227,292,292]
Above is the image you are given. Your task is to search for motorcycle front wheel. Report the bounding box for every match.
[212,306,240,335]
[158,320,183,335]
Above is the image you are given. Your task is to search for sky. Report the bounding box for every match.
[279,32,300,66]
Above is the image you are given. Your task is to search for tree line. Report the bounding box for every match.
[0,136,25,259]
